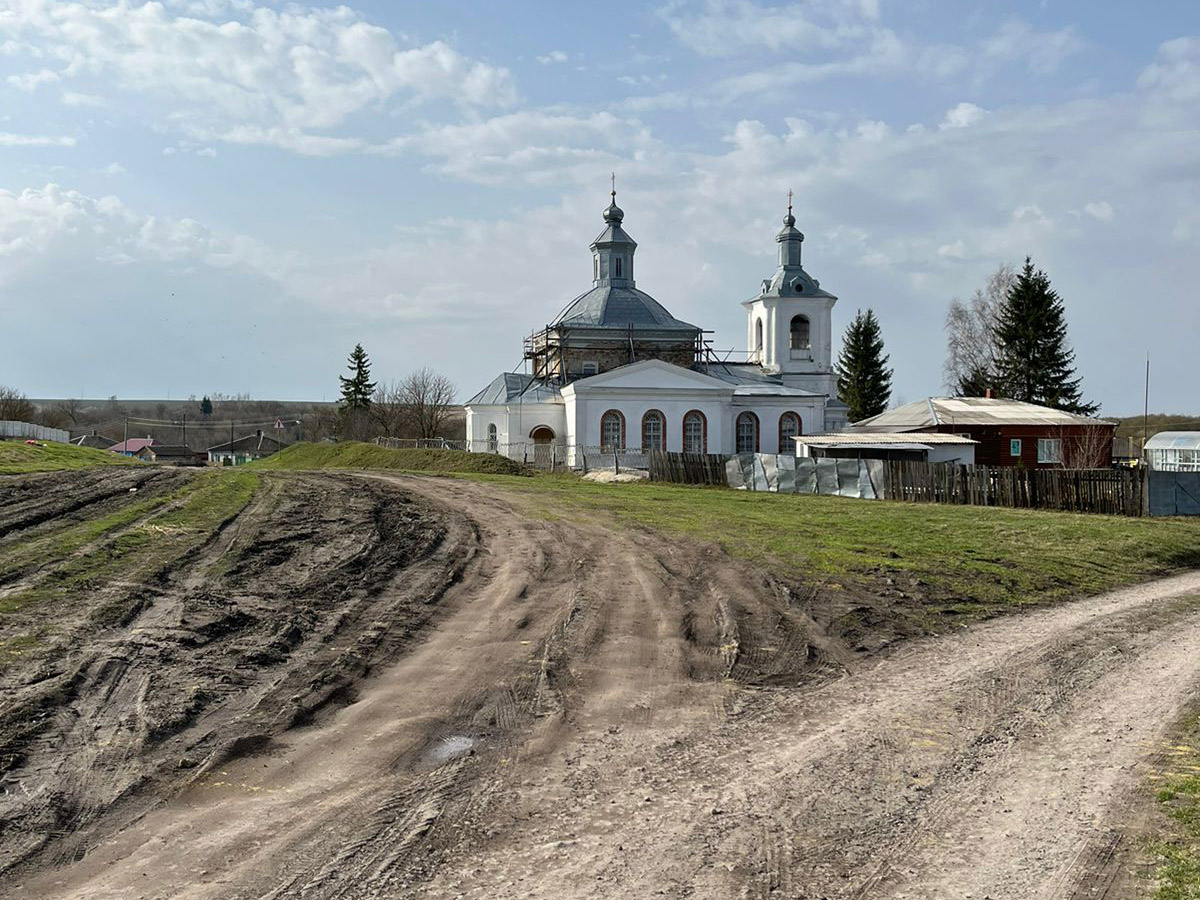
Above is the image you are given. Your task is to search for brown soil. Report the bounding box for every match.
[1,470,1197,899]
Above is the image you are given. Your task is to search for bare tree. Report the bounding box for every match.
[400,368,456,440]
[1056,425,1114,469]
[371,380,410,440]
[55,397,84,428]
[944,263,1015,395]
[0,386,35,422]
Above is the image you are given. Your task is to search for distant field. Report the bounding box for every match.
[0,441,138,475]
[253,441,529,476]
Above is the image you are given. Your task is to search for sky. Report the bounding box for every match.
[0,0,1197,414]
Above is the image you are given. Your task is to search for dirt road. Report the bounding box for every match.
[3,470,1199,899]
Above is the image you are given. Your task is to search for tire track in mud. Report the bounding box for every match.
[0,471,464,883]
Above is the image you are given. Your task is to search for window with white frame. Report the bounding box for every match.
[1037,438,1062,464]
[487,423,498,453]
[683,410,706,453]
[581,361,599,376]
[778,412,801,454]
[641,410,665,452]
[736,411,759,453]
[600,410,624,450]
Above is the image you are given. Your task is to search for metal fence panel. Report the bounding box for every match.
[1149,471,1200,516]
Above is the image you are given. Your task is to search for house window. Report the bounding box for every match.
[790,315,810,350]
[581,361,599,376]
[614,256,623,278]
[1037,438,1062,464]
[736,411,759,453]
[600,410,625,451]
[1010,438,1022,457]
[778,412,802,454]
[487,423,498,453]
[683,410,707,454]
[641,410,665,452]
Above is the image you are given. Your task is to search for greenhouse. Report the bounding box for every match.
[1144,432,1200,471]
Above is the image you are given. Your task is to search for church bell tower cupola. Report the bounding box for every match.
[742,194,838,390]
[590,182,637,288]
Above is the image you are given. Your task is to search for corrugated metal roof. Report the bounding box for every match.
[696,362,823,396]
[1144,431,1200,451]
[798,432,978,446]
[555,285,699,331]
[465,373,562,406]
[852,397,1112,430]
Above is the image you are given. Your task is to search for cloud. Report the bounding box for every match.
[0,1,518,154]
[940,102,987,129]
[6,68,60,91]
[982,21,1086,75]
[657,0,882,57]
[100,161,126,175]
[0,183,276,275]
[537,50,568,64]
[1137,37,1200,101]
[1084,201,1113,222]
[380,111,664,185]
[0,132,76,146]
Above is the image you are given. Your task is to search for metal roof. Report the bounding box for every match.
[554,285,699,331]
[1144,431,1200,451]
[465,373,562,406]
[798,432,978,446]
[696,362,823,396]
[852,397,1111,430]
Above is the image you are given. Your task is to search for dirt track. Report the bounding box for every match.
[3,470,1199,899]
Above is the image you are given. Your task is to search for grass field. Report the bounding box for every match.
[0,441,139,474]
[0,470,259,617]
[1147,712,1200,899]
[253,441,530,476]
[468,473,1200,623]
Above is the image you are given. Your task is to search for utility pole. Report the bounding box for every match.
[123,416,128,454]
[182,414,187,449]
[1142,353,1150,458]
[230,418,235,466]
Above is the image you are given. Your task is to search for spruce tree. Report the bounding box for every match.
[338,344,376,411]
[993,258,1097,414]
[200,396,213,418]
[837,308,893,422]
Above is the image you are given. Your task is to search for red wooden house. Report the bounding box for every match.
[850,397,1115,469]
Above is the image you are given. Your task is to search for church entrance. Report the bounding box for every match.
[529,426,556,469]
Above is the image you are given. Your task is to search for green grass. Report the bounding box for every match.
[1147,712,1200,899]
[461,474,1200,619]
[0,470,259,614]
[253,441,530,476]
[0,440,140,474]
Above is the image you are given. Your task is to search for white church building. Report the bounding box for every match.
[465,190,849,465]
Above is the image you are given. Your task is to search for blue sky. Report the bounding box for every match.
[1,0,1198,413]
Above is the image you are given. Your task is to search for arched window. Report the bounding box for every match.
[641,410,665,452]
[487,423,498,453]
[790,315,811,350]
[755,318,764,356]
[682,410,707,454]
[735,411,759,454]
[778,412,802,454]
[600,410,625,451]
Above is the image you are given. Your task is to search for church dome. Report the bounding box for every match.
[603,193,624,224]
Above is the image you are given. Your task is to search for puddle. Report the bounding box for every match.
[424,734,476,767]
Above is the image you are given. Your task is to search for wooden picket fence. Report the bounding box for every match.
[884,461,1145,516]
[647,451,731,486]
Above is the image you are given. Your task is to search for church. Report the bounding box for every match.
[465,189,849,465]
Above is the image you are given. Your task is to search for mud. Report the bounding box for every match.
[1,469,1197,900]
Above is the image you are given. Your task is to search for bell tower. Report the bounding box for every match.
[742,194,838,396]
